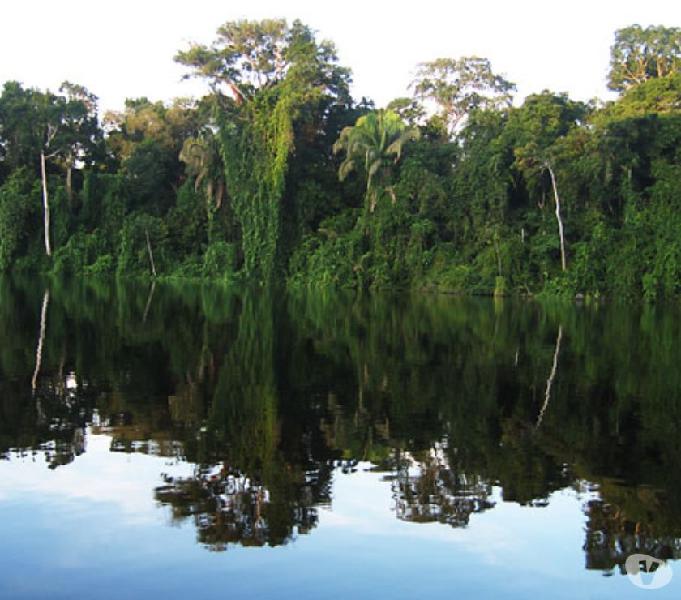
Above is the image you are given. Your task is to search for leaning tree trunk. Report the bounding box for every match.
[145,229,157,277]
[40,151,52,257]
[546,163,566,272]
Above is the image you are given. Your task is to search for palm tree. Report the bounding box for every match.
[333,110,420,212]
[179,133,226,210]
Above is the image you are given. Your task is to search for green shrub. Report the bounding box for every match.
[202,242,237,279]
[0,169,39,271]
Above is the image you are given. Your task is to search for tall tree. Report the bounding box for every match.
[104,97,202,165]
[0,82,42,174]
[505,93,589,273]
[608,25,681,92]
[0,83,54,255]
[386,97,426,128]
[55,82,102,200]
[176,19,352,282]
[411,56,515,135]
[38,84,104,256]
[175,18,293,103]
[0,82,105,256]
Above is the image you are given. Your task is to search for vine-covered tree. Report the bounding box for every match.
[176,19,351,282]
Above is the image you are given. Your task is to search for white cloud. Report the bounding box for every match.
[0,432,194,523]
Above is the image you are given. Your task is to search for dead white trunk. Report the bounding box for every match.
[145,229,157,277]
[536,325,563,428]
[32,289,50,392]
[40,151,52,257]
[546,163,566,272]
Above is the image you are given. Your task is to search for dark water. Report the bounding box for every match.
[1,278,680,599]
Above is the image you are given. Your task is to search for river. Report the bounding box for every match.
[1,278,679,598]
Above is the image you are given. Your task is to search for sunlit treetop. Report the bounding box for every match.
[411,56,515,135]
[174,19,351,106]
[608,25,681,92]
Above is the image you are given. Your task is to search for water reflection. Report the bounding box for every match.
[1,276,681,578]
[387,445,496,527]
[154,460,329,550]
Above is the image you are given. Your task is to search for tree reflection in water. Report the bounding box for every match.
[154,461,332,550]
[584,496,681,573]
[387,444,495,527]
[1,278,681,568]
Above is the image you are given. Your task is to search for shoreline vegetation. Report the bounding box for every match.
[1,21,681,300]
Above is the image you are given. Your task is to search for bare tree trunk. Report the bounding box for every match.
[536,325,563,428]
[40,151,52,257]
[546,163,566,271]
[32,289,50,392]
[145,229,157,278]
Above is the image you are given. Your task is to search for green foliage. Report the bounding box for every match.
[219,86,295,283]
[1,21,681,301]
[165,180,209,260]
[179,132,225,213]
[52,230,112,276]
[123,138,176,213]
[411,56,515,133]
[84,254,115,276]
[333,109,420,212]
[602,73,681,119]
[178,18,352,284]
[417,246,473,292]
[608,25,681,92]
[202,241,237,279]
[117,213,169,277]
[288,211,364,287]
[0,169,39,270]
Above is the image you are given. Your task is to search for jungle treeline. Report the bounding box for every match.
[1,20,681,299]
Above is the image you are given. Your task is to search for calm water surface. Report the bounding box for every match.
[1,278,680,599]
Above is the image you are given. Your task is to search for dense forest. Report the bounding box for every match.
[1,20,680,298]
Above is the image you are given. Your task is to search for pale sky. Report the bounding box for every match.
[1,0,680,113]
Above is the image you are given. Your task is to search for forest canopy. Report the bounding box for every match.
[1,20,681,299]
